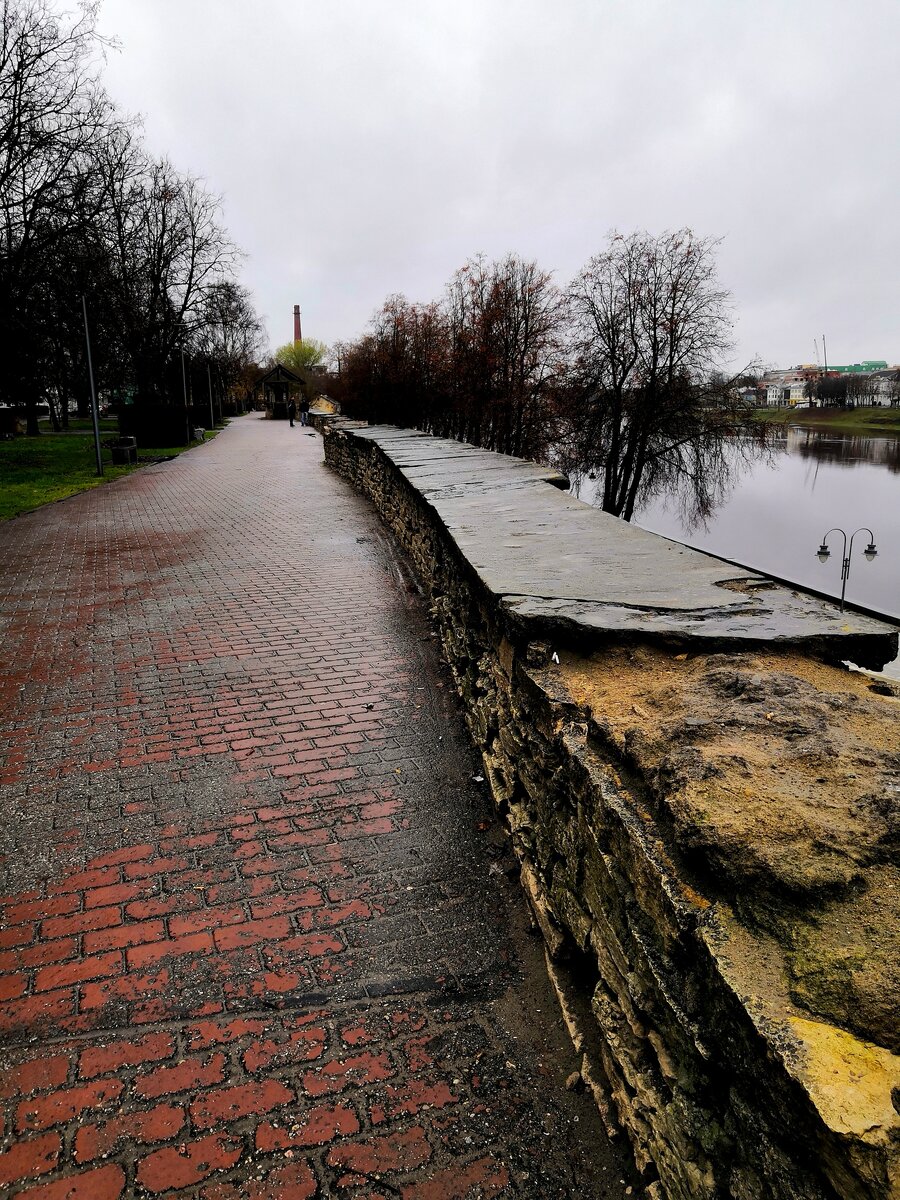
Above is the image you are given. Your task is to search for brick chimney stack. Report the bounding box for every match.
[293,305,302,343]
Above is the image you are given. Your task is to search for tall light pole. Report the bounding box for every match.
[815,527,878,612]
[81,296,103,476]
[207,362,215,430]
[181,349,193,441]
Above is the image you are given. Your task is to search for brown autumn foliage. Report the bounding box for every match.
[338,254,566,463]
[337,234,758,521]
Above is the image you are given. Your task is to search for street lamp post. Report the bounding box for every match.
[815,527,878,612]
[180,349,193,443]
[81,295,103,477]
[207,363,216,430]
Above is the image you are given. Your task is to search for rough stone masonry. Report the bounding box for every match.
[325,421,900,1200]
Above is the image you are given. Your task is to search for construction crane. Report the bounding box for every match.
[814,339,821,370]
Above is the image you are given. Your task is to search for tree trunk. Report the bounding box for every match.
[25,397,40,436]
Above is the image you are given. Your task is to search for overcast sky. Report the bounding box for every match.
[96,0,899,370]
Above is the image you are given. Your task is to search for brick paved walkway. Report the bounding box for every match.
[0,417,634,1198]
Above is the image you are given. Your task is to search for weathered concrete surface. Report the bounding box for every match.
[325,422,900,1200]
[0,416,638,1198]
[348,426,898,668]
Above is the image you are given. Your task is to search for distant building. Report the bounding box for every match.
[758,360,898,407]
[870,369,900,406]
[760,367,816,407]
[825,361,888,374]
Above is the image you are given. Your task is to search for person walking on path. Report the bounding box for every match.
[300,394,310,426]
[287,396,297,427]
[0,415,635,1198]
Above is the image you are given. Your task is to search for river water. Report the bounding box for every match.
[572,428,900,678]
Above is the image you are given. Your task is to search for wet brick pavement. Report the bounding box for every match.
[0,416,636,1198]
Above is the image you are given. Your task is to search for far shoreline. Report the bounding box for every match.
[754,405,900,436]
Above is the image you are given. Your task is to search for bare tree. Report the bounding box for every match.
[375,295,447,431]
[194,279,265,413]
[338,331,379,421]
[815,374,849,407]
[0,0,113,431]
[845,372,875,408]
[337,235,759,526]
[443,254,564,458]
[338,294,448,429]
[563,229,755,522]
[0,0,261,444]
[95,130,239,406]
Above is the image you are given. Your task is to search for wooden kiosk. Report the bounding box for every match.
[258,363,303,419]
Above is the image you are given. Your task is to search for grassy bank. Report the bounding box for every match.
[754,406,900,435]
[0,428,218,522]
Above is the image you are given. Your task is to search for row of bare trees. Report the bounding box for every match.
[334,231,756,520]
[0,0,263,435]
[334,255,563,461]
[806,372,900,407]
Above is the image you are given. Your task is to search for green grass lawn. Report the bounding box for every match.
[0,428,219,522]
[754,406,900,435]
[64,417,120,434]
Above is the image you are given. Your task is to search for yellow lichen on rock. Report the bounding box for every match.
[787,1016,900,1139]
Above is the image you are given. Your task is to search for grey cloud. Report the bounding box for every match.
[97,0,900,366]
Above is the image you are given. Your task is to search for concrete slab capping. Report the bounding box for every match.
[333,423,897,670]
[325,419,900,1200]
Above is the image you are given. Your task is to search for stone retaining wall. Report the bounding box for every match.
[324,422,900,1200]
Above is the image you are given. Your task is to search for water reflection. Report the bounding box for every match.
[573,427,900,677]
[786,428,900,472]
[564,426,773,533]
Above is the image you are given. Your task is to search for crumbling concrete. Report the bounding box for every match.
[325,422,900,1200]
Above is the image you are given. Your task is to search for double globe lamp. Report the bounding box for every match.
[815,527,878,612]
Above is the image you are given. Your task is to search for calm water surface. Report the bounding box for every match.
[574,429,900,678]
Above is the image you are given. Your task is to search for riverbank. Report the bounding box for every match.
[755,405,900,435]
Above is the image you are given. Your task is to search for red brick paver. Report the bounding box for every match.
[0,418,634,1196]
